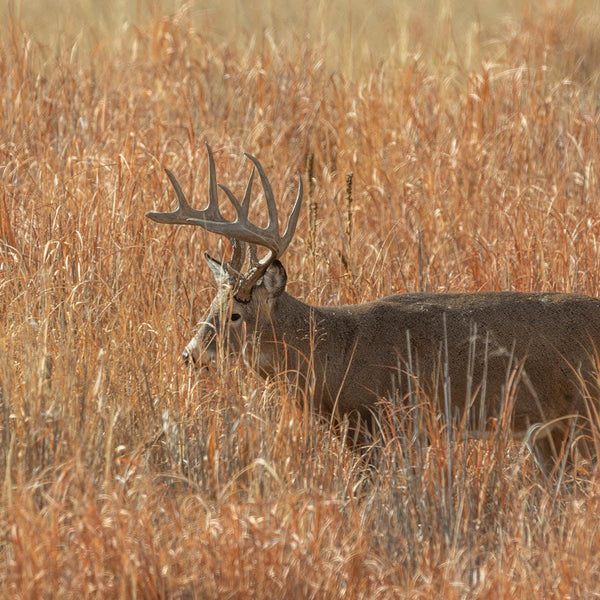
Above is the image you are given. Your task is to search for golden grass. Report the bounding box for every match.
[2,0,600,597]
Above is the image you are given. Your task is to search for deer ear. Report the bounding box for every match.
[263,260,287,297]
[204,253,230,285]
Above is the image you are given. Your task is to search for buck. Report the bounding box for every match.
[147,145,600,469]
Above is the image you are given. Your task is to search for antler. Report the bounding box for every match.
[146,143,303,301]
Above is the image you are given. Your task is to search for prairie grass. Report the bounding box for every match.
[2,0,600,597]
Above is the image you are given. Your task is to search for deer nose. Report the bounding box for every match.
[182,340,203,365]
[182,348,194,364]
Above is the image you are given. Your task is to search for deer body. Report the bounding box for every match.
[147,146,600,465]
[310,291,600,433]
[189,286,600,435]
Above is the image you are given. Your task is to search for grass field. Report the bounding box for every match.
[2,0,600,597]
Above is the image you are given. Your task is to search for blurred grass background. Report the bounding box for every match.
[2,0,540,72]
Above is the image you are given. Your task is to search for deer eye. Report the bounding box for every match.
[231,313,242,322]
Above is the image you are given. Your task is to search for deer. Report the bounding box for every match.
[146,144,600,471]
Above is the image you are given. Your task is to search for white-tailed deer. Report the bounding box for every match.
[147,145,600,469]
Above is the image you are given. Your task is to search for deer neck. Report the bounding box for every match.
[252,292,321,378]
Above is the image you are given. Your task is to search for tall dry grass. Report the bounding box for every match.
[2,0,600,597]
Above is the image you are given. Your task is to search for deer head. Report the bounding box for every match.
[146,144,303,368]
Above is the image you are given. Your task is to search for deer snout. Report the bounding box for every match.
[182,329,217,368]
[182,339,201,366]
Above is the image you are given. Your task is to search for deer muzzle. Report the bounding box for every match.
[182,323,217,367]
[181,343,200,366]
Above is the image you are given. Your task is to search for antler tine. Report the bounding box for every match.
[244,153,279,232]
[145,168,195,225]
[204,142,223,221]
[249,244,258,266]
[218,167,256,274]
[281,172,303,248]
[217,166,254,220]
[229,238,246,274]
[145,143,222,225]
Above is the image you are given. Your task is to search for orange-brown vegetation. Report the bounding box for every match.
[2,1,600,597]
